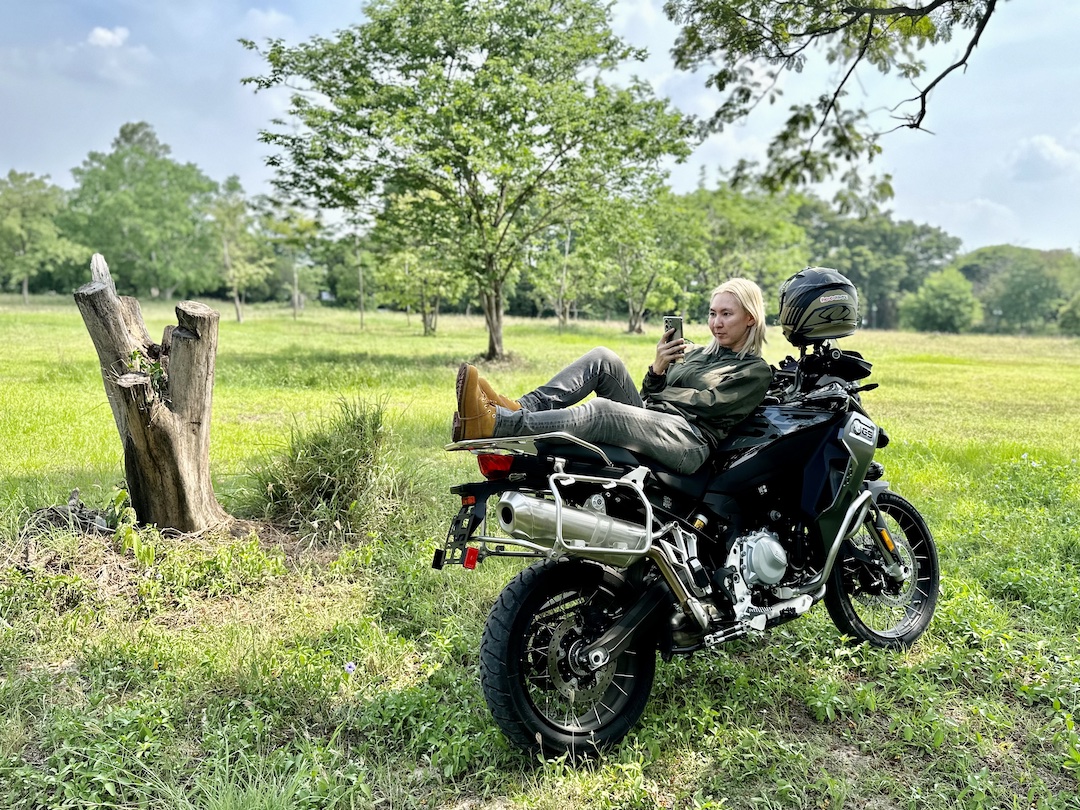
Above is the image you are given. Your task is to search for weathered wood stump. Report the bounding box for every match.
[74,254,229,532]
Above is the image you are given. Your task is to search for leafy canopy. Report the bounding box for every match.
[66,122,218,298]
[0,170,85,299]
[242,0,693,356]
[899,266,981,333]
[665,0,1002,198]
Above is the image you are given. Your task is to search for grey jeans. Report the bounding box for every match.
[492,347,710,473]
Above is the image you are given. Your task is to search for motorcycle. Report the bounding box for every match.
[432,268,939,756]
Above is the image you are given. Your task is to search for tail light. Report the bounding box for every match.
[477,453,515,480]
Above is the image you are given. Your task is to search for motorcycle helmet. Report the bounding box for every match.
[778,267,859,346]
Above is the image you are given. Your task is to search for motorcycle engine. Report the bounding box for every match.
[738,529,789,586]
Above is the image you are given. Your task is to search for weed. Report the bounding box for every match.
[244,398,392,544]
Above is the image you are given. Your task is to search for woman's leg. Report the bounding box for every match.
[494,398,709,473]
[516,347,644,411]
[454,349,642,444]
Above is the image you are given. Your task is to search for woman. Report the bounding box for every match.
[452,278,772,474]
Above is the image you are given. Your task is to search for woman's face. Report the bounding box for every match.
[708,292,755,353]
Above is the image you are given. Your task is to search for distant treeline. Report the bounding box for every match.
[3,122,1079,336]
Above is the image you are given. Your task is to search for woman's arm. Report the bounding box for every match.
[641,326,687,394]
[646,357,772,429]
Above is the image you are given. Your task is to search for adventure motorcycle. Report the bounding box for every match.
[432,268,939,756]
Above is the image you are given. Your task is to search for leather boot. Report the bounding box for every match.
[478,375,521,411]
[452,364,496,442]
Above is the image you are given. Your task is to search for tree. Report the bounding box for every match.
[664,0,1001,196]
[682,183,807,316]
[243,0,692,359]
[900,267,981,333]
[317,234,370,311]
[1059,292,1080,336]
[527,219,603,329]
[208,176,274,323]
[586,189,698,333]
[66,123,217,299]
[795,197,961,328]
[955,245,1073,332]
[981,254,1062,333]
[0,171,85,302]
[366,192,471,335]
[256,201,322,319]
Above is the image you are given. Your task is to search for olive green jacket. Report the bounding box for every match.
[640,345,772,448]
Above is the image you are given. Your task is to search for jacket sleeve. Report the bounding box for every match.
[645,358,772,430]
[640,365,667,397]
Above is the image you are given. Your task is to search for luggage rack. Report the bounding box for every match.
[445,431,618,467]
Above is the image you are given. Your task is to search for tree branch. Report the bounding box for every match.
[897,0,997,130]
[841,0,955,18]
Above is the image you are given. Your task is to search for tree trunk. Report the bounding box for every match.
[232,288,244,324]
[482,286,505,360]
[357,246,365,331]
[557,223,571,332]
[223,234,243,324]
[292,264,301,320]
[482,254,506,359]
[74,253,229,533]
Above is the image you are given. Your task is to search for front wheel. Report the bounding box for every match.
[480,559,656,757]
[825,491,939,648]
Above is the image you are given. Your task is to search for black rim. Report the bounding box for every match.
[520,580,641,734]
[839,505,934,640]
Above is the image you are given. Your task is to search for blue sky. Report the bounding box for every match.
[2,0,1078,253]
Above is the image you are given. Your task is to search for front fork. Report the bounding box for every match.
[864,487,910,586]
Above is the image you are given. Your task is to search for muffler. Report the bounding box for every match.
[497,491,647,553]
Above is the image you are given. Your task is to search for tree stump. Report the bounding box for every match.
[74,253,229,532]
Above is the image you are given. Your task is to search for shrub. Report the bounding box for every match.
[246,399,390,544]
[899,267,981,333]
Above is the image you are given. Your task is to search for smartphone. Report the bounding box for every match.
[663,315,685,362]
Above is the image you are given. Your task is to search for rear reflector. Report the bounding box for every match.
[477,453,514,479]
[464,546,479,569]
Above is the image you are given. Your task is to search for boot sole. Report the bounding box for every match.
[455,363,476,413]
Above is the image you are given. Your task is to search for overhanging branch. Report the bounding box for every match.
[898,0,998,130]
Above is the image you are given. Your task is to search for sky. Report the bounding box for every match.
[2,0,1078,254]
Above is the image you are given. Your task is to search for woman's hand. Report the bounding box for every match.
[652,327,685,375]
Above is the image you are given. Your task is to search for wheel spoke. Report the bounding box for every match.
[481,560,657,755]
[825,493,939,648]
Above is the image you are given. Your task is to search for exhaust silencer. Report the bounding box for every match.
[497,491,647,553]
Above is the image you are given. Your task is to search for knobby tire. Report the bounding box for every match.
[480,558,656,757]
[825,490,939,648]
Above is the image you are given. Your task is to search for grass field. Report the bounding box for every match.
[1,293,1079,809]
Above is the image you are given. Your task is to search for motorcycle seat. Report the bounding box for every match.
[533,437,644,468]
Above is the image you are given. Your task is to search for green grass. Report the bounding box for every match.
[1,292,1079,809]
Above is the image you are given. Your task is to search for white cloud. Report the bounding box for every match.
[920,197,1021,251]
[1007,135,1080,183]
[612,0,665,30]
[87,26,130,49]
[244,8,295,38]
[1066,124,1080,151]
[91,46,154,87]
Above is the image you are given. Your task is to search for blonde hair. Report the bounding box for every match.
[702,278,767,358]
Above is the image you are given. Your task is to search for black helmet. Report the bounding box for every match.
[778,267,859,346]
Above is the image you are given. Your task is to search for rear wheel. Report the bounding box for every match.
[825,491,939,648]
[480,559,655,757]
